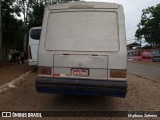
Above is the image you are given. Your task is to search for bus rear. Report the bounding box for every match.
[36,2,127,97]
[28,27,41,66]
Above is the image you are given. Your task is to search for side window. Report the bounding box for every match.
[30,29,41,40]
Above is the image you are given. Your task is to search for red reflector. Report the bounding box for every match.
[38,67,51,75]
[54,74,60,77]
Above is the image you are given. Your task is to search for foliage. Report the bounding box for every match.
[1,0,79,55]
[135,4,160,47]
[2,0,24,52]
[28,0,79,29]
[28,2,45,29]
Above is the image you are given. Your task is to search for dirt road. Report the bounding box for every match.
[0,64,31,86]
[0,64,160,120]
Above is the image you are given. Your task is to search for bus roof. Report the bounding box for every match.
[48,2,121,10]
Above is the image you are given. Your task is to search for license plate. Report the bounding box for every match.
[72,68,89,77]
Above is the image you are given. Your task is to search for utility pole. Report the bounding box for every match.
[0,0,2,62]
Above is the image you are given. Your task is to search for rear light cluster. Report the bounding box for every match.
[110,69,126,78]
[38,67,51,75]
[28,46,32,59]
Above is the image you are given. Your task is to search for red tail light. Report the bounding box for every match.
[38,67,51,75]
[28,46,32,59]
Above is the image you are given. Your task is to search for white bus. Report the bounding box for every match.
[28,27,41,66]
[36,2,127,97]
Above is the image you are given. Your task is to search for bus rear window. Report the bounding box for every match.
[30,29,41,40]
[45,11,119,52]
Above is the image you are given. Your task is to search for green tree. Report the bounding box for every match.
[16,0,79,53]
[135,4,160,48]
[1,0,80,61]
[28,2,45,28]
[28,0,79,28]
[2,0,24,53]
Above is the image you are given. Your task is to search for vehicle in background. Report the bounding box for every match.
[36,2,127,97]
[28,27,41,66]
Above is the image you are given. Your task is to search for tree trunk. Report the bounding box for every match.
[23,0,30,54]
[0,0,2,62]
[23,33,27,53]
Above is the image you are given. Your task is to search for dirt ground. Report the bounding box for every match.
[0,63,160,120]
[0,63,31,86]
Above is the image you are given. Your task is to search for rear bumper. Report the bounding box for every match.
[36,77,127,97]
